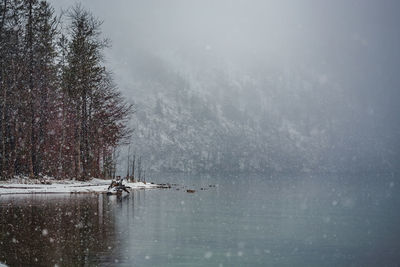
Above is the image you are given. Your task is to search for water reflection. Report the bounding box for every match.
[1,175,400,266]
[0,194,119,266]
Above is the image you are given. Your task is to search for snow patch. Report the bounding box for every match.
[0,178,161,195]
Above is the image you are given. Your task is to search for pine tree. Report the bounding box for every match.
[63,5,132,180]
[0,0,25,178]
[32,1,58,176]
[63,5,106,180]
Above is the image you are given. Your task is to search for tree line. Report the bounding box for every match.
[0,1,132,180]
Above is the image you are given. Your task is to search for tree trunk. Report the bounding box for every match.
[1,84,6,179]
[75,104,82,179]
[26,0,35,178]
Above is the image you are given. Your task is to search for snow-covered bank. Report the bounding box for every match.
[0,178,162,195]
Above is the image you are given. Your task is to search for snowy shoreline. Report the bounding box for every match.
[0,178,163,195]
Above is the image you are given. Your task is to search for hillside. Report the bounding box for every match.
[116,53,396,175]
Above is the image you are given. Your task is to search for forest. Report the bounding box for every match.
[0,0,132,180]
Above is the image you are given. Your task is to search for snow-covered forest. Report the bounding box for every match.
[122,49,399,175]
[0,1,131,180]
[105,0,400,176]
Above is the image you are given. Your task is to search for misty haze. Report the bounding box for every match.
[58,0,400,175]
[1,0,399,266]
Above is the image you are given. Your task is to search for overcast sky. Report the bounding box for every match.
[50,1,400,79]
[50,0,400,132]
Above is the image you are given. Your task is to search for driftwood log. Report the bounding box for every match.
[107,179,131,195]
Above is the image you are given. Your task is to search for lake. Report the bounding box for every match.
[1,174,399,266]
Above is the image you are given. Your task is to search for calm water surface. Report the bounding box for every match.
[1,174,399,266]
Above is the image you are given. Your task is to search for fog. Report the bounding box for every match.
[51,0,400,174]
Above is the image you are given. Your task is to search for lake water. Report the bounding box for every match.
[1,174,399,266]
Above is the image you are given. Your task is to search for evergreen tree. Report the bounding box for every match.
[63,4,131,180]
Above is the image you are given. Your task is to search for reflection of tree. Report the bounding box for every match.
[0,194,118,266]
